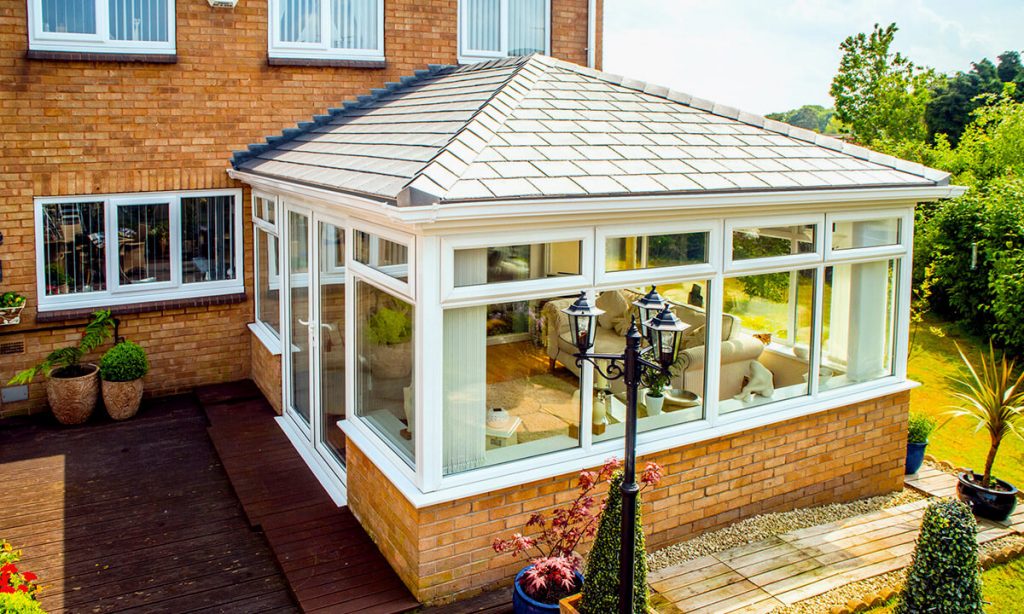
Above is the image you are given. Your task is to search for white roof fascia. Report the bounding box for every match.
[390,184,968,226]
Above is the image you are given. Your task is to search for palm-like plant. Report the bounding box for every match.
[945,342,1024,489]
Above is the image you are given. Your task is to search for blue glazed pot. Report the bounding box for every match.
[905,441,928,475]
[512,565,584,614]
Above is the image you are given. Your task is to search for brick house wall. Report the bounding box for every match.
[0,0,600,416]
[347,391,910,605]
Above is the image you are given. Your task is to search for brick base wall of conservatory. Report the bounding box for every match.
[346,391,909,605]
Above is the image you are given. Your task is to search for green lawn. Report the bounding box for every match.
[868,557,1024,613]
[906,315,1024,487]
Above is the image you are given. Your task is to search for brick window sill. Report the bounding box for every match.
[35,293,247,323]
[267,56,386,69]
[26,50,177,63]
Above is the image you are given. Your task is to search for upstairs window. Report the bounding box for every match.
[269,0,384,61]
[459,0,549,62]
[29,0,175,54]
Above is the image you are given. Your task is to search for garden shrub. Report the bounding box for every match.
[895,499,983,614]
[0,592,46,614]
[906,412,937,444]
[99,341,150,382]
[580,471,649,614]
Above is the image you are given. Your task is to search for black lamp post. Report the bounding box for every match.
[562,289,685,614]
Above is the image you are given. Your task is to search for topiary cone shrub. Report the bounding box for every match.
[580,471,649,614]
[895,498,983,614]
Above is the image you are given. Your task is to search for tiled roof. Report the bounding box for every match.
[233,55,950,206]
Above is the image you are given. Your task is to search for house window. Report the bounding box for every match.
[605,232,709,272]
[831,218,900,251]
[356,280,416,467]
[459,0,549,62]
[732,224,817,260]
[269,0,384,61]
[453,241,581,287]
[29,0,175,54]
[255,228,281,336]
[353,230,408,282]
[35,190,242,311]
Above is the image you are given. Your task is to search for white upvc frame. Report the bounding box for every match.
[457,0,551,64]
[27,0,176,55]
[824,208,912,261]
[440,226,593,307]
[251,192,282,352]
[35,189,243,312]
[724,213,825,274]
[267,0,385,62]
[280,201,315,440]
[349,221,416,302]
[595,219,721,288]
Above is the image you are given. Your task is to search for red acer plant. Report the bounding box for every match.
[492,458,665,604]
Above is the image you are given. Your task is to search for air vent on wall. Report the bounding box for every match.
[0,341,24,355]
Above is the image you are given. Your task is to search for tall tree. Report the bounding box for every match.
[926,59,1005,145]
[829,23,932,144]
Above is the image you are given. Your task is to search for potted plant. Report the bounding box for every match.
[905,412,936,475]
[45,263,70,295]
[946,342,1024,522]
[366,303,413,379]
[8,310,115,425]
[492,459,623,614]
[643,369,669,416]
[100,340,150,420]
[0,291,27,326]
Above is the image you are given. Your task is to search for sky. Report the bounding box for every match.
[602,0,1024,115]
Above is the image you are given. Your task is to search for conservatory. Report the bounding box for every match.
[229,55,963,601]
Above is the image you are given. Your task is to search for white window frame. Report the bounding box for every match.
[457,0,551,64]
[27,0,176,55]
[724,213,825,273]
[268,0,385,62]
[35,189,243,312]
[251,192,283,351]
[596,219,721,287]
[825,208,911,261]
[350,222,415,302]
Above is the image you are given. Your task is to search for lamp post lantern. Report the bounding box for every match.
[562,289,685,614]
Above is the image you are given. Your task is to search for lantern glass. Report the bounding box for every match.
[561,292,603,353]
[632,286,667,343]
[646,306,685,370]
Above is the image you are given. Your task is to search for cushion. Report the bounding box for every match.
[613,315,631,336]
[596,290,630,329]
[680,325,705,349]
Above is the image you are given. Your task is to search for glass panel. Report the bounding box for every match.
[356,281,415,466]
[181,195,235,284]
[331,0,377,50]
[605,232,708,272]
[41,202,106,296]
[508,0,545,55]
[256,227,281,336]
[319,222,346,464]
[831,218,900,250]
[353,230,408,282]
[732,224,816,260]
[254,196,276,226]
[41,0,96,34]
[464,0,500,52]
[117,203,170,285]
[108,0,168,41]
[279,0,321,43]
[719,269,814,414]
[443,298,579,475]
[571,284,708,443]
[454,241,581,287]
[287,211,311,424]
[821,261,898,391]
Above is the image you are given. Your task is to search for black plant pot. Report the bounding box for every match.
[956,472,1018,522]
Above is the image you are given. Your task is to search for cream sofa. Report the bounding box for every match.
[543,291,764,399]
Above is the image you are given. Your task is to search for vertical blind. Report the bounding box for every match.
[41,202,106,295]
[332,0,377,50]
[108,0,169,41]
[117,203,171,284]
[182,195,236,284]
[41,0,96,34]
[465,0,500,52]
[508,0,545,55]
[280,0,321,43]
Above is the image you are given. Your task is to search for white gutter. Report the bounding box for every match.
[587,0,596,68]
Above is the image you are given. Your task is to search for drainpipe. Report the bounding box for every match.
[587,0,596,68]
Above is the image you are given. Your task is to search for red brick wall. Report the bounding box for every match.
[0,0,598,415]
[347,391,909,605]
[251,332,282,415]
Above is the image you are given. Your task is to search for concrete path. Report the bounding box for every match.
[650,470,1021,614]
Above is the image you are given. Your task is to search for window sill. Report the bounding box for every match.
[248,322,282,356]
[267,56,386,69]
[35,293,246,323]
[26,49,177,63]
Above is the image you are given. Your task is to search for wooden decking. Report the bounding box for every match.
[197,381,420,614]
[0,394,297,613]
[905,465,1024,531]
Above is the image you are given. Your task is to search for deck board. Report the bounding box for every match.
[196,381,419,614]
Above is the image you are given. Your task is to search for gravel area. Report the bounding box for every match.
[980,533,1024,559]
[648,490,925,572]
[770,570,905,614]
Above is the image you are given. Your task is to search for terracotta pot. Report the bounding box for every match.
[368,342,412,379]
[102,378,144,420]
[47,363,99,425]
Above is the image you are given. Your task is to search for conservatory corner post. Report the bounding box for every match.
[619,324,642,614]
